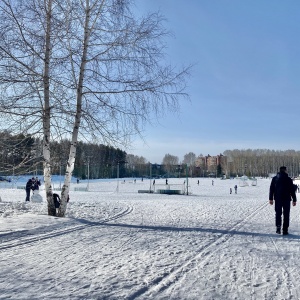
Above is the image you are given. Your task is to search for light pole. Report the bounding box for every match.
[116,160,127,193]
[12,166,15,189]
[59,162,62,189]
[186,164,189,195]
[87,159,90,191]
[117,161,119,193]
[149,163,152,192]
[85,158,90,191]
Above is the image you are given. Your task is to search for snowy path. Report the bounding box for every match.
[135,201,270,299]
[1,178,300,299]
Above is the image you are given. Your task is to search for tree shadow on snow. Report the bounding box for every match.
[75,218,300,240]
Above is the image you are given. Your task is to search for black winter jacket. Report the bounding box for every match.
[53,193,61,208]
[269,171,297,202]
[26,179,33,190]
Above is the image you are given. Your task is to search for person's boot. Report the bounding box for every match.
[276,226,281,234]
[282,228,288,235]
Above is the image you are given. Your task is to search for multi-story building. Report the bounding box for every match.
[195,153,227,176]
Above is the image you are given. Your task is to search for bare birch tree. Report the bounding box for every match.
[162,153,179,176]
[0,0,190,216]
[182,152,196,166]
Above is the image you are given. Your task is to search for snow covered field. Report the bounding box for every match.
[1,177,300,300]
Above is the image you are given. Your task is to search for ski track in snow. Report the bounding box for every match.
[130,202,269,299]
[0,204,133,251]
[267,208,300,300]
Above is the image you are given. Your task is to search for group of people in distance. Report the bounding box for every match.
[25,177,41,201]
[22,166,296,234]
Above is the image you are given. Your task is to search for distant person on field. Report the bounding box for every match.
[293,183,298,193]
[269,166,297,235]
[230,188,232,194]
[197,180,199,185]
[234,185,237,194]
[212,180,214,186]
[166,179,168,185]
[25,178,34,201]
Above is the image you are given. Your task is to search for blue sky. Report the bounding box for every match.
[129,0,300,164]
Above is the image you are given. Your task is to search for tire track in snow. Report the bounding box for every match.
[257,203,300,299]
[267,205,300,300]
[0,205,133,250]
[269,237,299,299]
[128,201,269,300]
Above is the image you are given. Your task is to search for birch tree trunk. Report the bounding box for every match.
[42,0,56,216]
[57,0,93,217]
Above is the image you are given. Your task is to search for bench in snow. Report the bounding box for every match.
[156,189,182,195]
[74,187,88,191]
[138,190,154,194]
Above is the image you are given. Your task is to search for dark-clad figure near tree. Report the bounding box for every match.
[25,178,34,201]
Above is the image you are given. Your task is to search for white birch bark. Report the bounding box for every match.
[57,0,94,217]
[42,0,55,216]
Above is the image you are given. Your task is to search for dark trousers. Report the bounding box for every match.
[275,199,291,229]
[25,188,31,201]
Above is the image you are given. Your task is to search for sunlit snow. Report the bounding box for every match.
[1,176,300,299]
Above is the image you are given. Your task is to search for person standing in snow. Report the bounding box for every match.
[234,185,237,194]
[269,166,297,235]
[25,178,34,201]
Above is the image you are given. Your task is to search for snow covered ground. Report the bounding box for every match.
[1,177,300,300]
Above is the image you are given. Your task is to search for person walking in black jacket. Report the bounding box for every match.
[269,166,297,235]
[25,178,34,201]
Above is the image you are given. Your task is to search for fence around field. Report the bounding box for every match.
[1,178,192,195]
